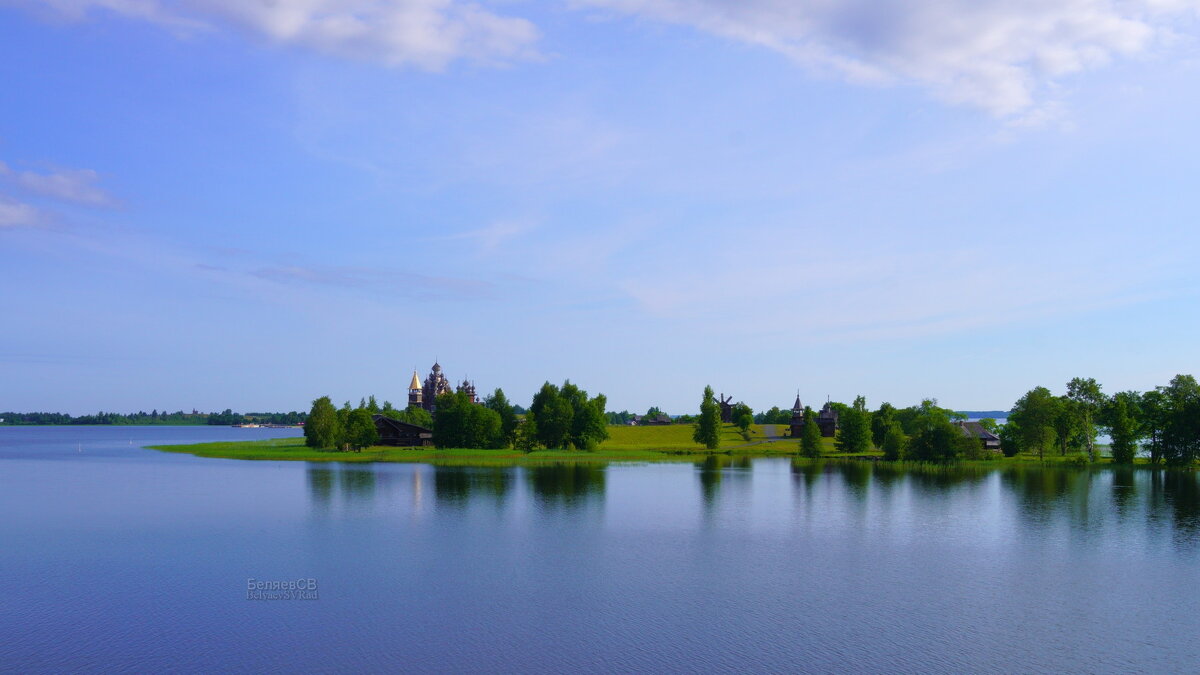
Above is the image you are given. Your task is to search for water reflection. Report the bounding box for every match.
[434,466,514,508]
[526,463,606,508]
[306,465,377,509]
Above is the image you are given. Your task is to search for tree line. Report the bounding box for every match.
[303,381,609,453]
[1007,374,1199,465]
[0,409,306,425]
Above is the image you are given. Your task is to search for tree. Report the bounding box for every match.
[403,406,433,428]
[736,412,753,436]
[1009,386,1058,460]
[977,418,999,434]
[526,380,609,450]
[1103,391,1142,464]
[485,388,519,448]
[304,396,341,450]
[1066,377,1104,462]
[433,391,503,449]
[365,395,381,414]
[871,402,897,448]
[799,407,823,458]
[1140,389,1168,464]
[343,408,379,451]
[881,422,906,461]
[998,420,1021,457]
[906,399,970,462]
[693,385,722,450]
[731,402,753,424]
[529,382,570,449]
[1160,374,1200,466]
[835,395,872,454]
[1051,396,1081,457]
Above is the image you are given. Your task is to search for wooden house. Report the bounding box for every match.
[372,414,433,447]
[956,421,1001,453]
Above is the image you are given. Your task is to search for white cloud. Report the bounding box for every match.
[0,162,116,207]
[578,0,1200,116]
[22,0,539,69]
[0,196,45,228]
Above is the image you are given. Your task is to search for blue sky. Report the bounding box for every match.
[2,1,1198,416]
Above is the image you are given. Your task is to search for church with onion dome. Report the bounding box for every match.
[407,361,478,413]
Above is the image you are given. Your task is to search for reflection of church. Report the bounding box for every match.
[408,362,477,412]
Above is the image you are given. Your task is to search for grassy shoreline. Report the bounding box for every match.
[148,423,1164,468]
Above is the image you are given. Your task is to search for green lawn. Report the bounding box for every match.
[150,425,1176,468]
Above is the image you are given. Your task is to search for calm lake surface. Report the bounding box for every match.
[2,426,1199,673]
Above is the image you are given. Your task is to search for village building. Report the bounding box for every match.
[372,414,433,447]
[408,361,478,413]
[789,395,840,438]
[631,413,672,426]
[956,421,1001,453]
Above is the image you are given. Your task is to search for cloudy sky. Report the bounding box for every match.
[2,0,1198,415]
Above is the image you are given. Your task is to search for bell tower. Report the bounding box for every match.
[408,370,422,409]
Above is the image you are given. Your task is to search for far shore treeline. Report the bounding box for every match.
[0,409,307,426]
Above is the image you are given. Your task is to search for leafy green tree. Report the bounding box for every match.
[977,418,999,434]
[835,395,872,454]
[881,422,906,461]
[433,391,502,449]
[571,392,609,450]
[871,402,897,448]
[692,385,722,450]
[485,388,519,448]
[799,407,822,458]
[1104,391,1142,464]
[1066,377,1104,462]
[1051,396,1081,457]
[529,382,570,448]
[526,381,609,450]
[906,399,970,462]
[365,395,380,413]
[998,420,1021,457]
[1010,386,1058,460]
[343,408,379,451]
[731,402,753,424]
[736,412,753,435]
[1160,374,1200,466]
[515,418,539,452]
[304,396,341,450]
[1140,389,1168,464]
[403,406,433,428]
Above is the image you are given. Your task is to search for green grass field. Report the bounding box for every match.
[150,424,1158,468]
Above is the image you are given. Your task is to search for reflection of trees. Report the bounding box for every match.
[434,466,514,507]
[526,463,606,508]
[699,455,729,507]
[339,468,376,501]
[1153,470,1200,543]
[838,461,871,500]
[1111,467,1137,517]
[307,467,334,507]
[791,459,825,491]
[307,464,377,507]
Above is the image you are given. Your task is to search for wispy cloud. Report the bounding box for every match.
[251,264,492,300]
[0,161,116,207]
[21,0,540,69]
[0,195,46,228]
[577,0,1199,118]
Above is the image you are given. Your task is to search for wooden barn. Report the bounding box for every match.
[372,414,433,447]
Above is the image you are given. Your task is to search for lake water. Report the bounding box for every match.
[2,426,1198,673]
